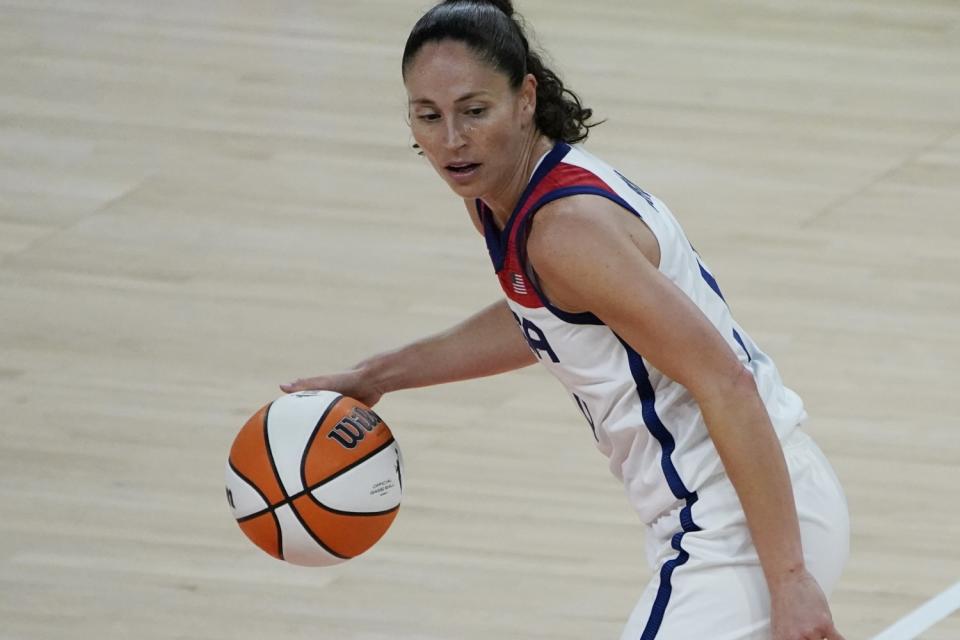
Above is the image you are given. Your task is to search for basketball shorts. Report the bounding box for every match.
[619,429,850,640]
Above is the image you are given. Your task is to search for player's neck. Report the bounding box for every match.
[482,133,553,228]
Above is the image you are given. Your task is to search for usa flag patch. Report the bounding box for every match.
[510,272,528,295]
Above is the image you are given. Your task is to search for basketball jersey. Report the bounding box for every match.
[477,142,806,525]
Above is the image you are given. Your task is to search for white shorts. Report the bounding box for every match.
[620,429,850,640]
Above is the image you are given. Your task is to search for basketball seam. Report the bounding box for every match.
[298,393,345,495]
[286,499,352,560]
[260,401,286,560]
[313,503,400,518]
[235,437,398,523]
[273,511,284,561]
[228,458,285,557]
[310,436,398,493]
[227,459,271,514]
[263,400,289,499]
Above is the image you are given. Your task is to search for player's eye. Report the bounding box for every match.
[466,107,486,117]
[417,112,441,122]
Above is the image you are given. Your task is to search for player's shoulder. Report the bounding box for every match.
[529,193,660,270]
[532,192,628,238]
[528,196,626,262]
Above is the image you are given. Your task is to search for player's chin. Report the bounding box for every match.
[442,177,485,199]
[435,163,485,197]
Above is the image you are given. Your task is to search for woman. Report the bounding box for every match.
[283,1,850,638]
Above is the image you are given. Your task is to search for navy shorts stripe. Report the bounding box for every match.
[617,336,702,639]
[641,535,693,640]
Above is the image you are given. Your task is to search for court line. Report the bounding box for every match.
[870,580,960,640]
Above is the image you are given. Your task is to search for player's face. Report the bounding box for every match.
[405,40,537,200]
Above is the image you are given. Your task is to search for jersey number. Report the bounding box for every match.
[573,393,599,442]
[511,312,560,363]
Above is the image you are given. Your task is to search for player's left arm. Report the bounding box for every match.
[526,196,843,640]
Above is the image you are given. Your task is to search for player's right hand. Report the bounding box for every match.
[770,569,844,640]
[280,368,384,408]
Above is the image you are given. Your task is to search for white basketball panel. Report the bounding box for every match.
[266,391,342,496]
[274,504,346,567]
[225,462,268,519]
[312,443,403,513]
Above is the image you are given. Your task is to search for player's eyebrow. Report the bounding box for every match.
[409,91,491,106]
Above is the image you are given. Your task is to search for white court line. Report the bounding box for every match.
[870,580,960,640]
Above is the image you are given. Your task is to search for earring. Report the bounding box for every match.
[408,135,424,157]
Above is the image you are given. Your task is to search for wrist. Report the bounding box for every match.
[766,559,808,591]
[356,347,409,395]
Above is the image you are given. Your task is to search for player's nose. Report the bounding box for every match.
[443,119,466,149]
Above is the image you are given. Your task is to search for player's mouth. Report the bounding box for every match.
[445,162,481,182]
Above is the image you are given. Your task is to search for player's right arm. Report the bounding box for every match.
[280,299,536,406]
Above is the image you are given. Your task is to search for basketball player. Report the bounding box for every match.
[283,1,850,638]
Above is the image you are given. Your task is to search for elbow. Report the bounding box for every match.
[692,360,760,413]
[725,363,762,407]
[730,362,759,394]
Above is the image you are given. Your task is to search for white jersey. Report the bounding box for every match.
[477,142,806,525]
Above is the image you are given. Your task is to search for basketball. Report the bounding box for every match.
[225,390,403,566]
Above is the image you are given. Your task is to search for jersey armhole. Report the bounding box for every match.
[517,186,650,326]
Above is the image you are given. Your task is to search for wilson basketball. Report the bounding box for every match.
[225,390,403,566]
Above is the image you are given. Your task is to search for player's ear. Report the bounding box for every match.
[519,72,537,125]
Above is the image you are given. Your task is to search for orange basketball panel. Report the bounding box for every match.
[301,397,395,487]
[229,403,286,505]
[292,495,398,558]
[237,512,282,560]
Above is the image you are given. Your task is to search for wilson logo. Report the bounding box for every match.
[327,406,383,449]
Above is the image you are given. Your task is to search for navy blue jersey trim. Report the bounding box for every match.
[524,185,639,224]
[479,200,504,272]
[616,336,702,639]
[694,254,755,365]
[544,304,604,325]
[529,290,604,325]
[732,328,753,363]
[483,142,571,271]
[697,260,726,303]
[617,337,694,501]
[513,185,645,326]
[695,256,755,364]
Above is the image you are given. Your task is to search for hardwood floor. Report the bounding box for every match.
[1,1,958,638]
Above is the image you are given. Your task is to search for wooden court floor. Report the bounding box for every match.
[1,1,958,638]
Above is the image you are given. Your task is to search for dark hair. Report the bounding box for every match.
[402,0,600,144]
